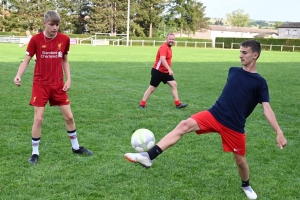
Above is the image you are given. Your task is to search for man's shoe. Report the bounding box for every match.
[176,103,188,109]
[124,152,153,168]
[139,105,146,108]
[28,154,38,165]
[242,186,257,199]
[72,146,93,155]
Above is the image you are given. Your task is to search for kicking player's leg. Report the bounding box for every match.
[234,154,257,199]
[124,117,199,168]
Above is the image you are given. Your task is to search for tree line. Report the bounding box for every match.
[0,0,210,38]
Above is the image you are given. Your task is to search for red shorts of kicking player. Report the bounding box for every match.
[30,83,70,107]
[190,110,246,156]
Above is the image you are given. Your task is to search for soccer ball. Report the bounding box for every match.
[131,128,155,152]
[19,44,23,47]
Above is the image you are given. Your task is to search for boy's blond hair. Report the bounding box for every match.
[44,10,60,23]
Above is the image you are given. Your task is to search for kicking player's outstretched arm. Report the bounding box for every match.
[262,102,287,149]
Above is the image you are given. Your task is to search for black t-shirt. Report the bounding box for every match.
[209,67,269,133]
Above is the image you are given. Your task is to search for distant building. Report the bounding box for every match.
[190,25,278,47]
[278,22,300,39]
[254,32,279,38]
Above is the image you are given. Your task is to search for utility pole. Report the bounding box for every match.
[126,0,130,46]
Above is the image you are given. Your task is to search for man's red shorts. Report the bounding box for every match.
[190,110,246,156]
[30,83,70,107]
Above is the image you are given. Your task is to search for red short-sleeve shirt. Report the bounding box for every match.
[26,32,70,85]
[152,42,172,73]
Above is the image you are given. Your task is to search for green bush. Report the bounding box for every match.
[216,37,300,52]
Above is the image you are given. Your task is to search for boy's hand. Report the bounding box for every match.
[14,75,22,86]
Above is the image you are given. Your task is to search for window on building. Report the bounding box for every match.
[286,29,290,35]
[293,30,298,36]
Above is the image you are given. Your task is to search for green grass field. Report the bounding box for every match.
[0,43,299,200]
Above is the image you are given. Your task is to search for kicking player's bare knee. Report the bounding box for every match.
[177,120,191,134]
[234,156,248,169]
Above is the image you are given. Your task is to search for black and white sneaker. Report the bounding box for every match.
[176,103,188,109]
[28,154,39,165]
[72,146,93,155]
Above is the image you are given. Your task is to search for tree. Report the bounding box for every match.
[88,0,129,36]
[215,20,223,26]
[166,0,209,38]
[56,0,90,34]
[134,0,164,38]
[6,0,54,32]
[274,21,283,28]
[226,9,250,27]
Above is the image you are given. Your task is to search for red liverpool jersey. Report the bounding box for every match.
[26,32,70,85]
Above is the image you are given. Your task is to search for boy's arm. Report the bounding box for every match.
[62,54,71,91]
[14,55,31,86]
[262,102,287,149]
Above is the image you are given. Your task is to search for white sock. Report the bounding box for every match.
[68,130,80,150]
[32,138,40,155]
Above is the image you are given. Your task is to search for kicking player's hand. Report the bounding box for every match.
[277,133,287,149]
[14,75,22,86]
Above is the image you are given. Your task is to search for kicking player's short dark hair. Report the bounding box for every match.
[241,40,261,59]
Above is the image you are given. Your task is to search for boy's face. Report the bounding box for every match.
[239,46,258,66]
[44,21,59,37]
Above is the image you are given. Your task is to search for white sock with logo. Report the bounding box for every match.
[67,130,80,150]
[32,137,40,155]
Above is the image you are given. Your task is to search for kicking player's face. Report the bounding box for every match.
[44,21,59,37]
[239,46,258,66]
[166,35,175,47]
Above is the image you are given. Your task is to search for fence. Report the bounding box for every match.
[87,38,224,49]
[119,40,224,48]
[0,35,25,43]
[231,42,300,52]
[1,35,299,52]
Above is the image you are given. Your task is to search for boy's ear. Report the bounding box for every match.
[253,52,259,60]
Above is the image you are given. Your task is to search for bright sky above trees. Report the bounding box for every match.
[200,0,299,22]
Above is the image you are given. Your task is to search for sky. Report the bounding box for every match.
[199,0,300,22]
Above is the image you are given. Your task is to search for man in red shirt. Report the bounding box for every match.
[19,30,36,62]
[139,33,187,109]
[14,10,92,164]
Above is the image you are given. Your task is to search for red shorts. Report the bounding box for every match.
[190,110,246,156]
[30,83,70,107]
